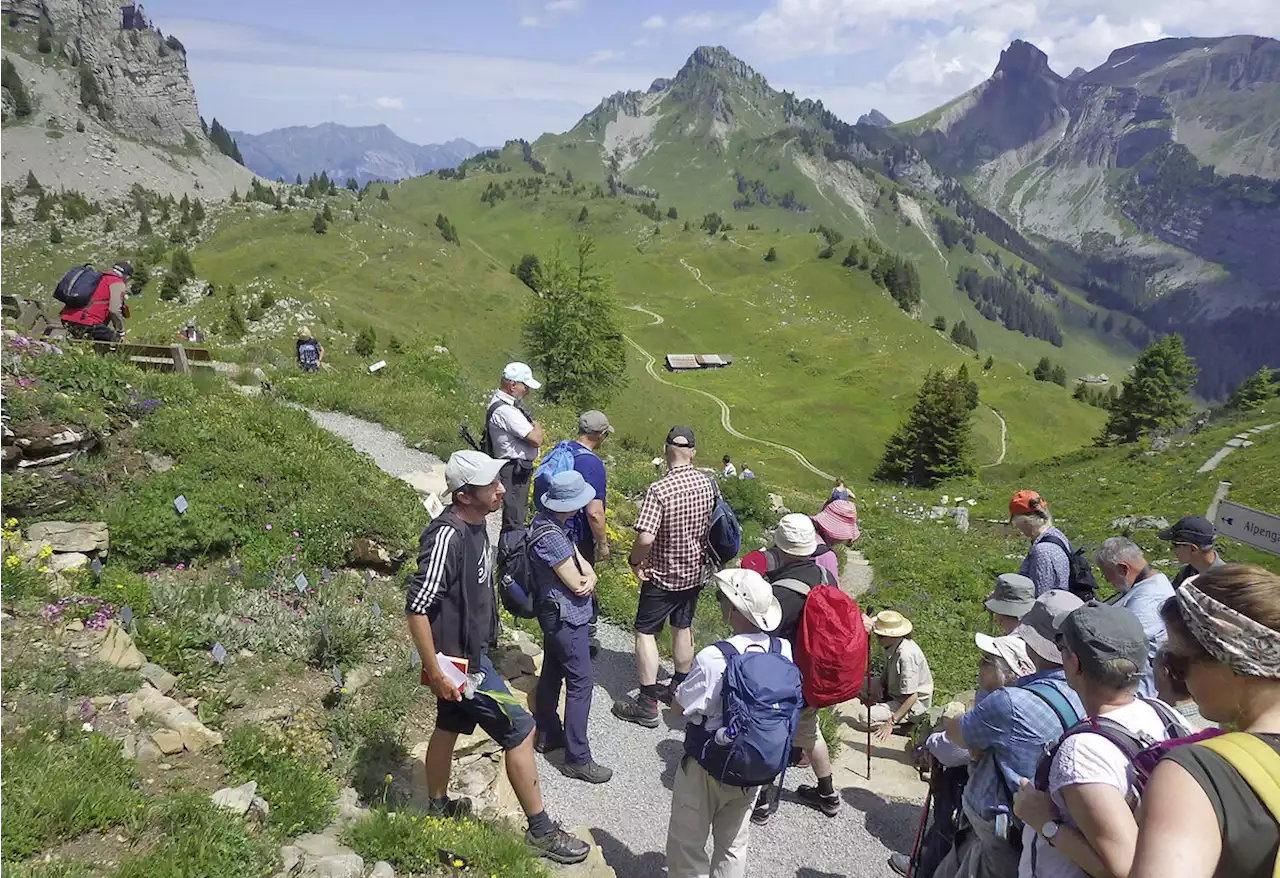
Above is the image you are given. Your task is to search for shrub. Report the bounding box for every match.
[719,475,774,528]
[222,726,336,835]
[353,326,376,357]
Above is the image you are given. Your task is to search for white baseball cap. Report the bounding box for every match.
[444,450,505,495]
[502,362,541,389]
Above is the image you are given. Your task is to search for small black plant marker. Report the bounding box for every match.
[320,567,330,582]
[173,495,188,514]
[211,642,227,665]
[90,557,103,580]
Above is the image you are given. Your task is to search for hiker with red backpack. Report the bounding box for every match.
[1011,603,1190,878]
[1131,564,1280,878]
[747,514,868,825]
[665,568,802,878]
[56,261,132,341]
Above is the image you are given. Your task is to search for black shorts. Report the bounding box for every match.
[634,581,700,634]
[434,654,534,750]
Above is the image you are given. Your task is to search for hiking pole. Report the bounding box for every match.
[865,634,873,780]
[905,783,934,878]
[458,423,480,451]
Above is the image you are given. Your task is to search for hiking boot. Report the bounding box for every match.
[750,785,779,825]
[560,760,613,784]
[588,638,600,660]
[888,852,912,876]
[612,696,659,728]
[533,735,566,755]
[525,823,590,865]
[796,784,841,817]
[425,796,473,819]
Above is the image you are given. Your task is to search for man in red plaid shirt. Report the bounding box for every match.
[613,426,717,727]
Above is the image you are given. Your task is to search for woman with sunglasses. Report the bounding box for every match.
[1130,564,1280,878]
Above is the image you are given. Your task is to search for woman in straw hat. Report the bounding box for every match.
[857,610,934,743]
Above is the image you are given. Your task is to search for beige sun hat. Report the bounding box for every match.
[713,568,782,632]
[872,610,913,638]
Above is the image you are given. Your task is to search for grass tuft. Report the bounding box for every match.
[345,809,550,878]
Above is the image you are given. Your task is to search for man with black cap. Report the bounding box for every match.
[986,573,1036,634]
[59,260,132,341]
[1158,515,1225,589]
[614,426,717,728]
[1012,603,1189,878]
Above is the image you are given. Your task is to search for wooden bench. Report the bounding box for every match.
[71,339,216,374]
[1,294,53,337]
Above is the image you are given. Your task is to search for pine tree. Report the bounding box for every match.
[295,174,303,186]
[874,368,976,487]
[522,237,628,410]
[513,253,540,291]
[207,118,244,164]
[226,301,246,338]
[667,206,678,220]
[24,171,41,194]
[842,241,860,267]
[354,326,376,357]
[2,59,33,118]
[764,247,777,262]
[345,178,358,191]
[102,214,115,233]
[1,199,14,228]
[138,210,152,235]
[36,24,53,53]
[932,316,947,332]
[1225,367,1278,412]
[1033,357,1052,382]
[1098,334,1198,445]
[229,188,240,203]
[48,224,62,244]
[957,364,979,411]
[322,203,334,222]
[984,356,994,371]
[32,193,53,222]
[950,320,978,351]
[378,187,389,202]
[577,205,589,222]
[1049,364,1068,387]
[191,199,205,222]
[312,212,327,234]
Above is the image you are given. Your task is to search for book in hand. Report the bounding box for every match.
[421,653,469,691]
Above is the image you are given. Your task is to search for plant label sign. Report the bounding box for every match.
[294,572,309,593]
[371,602,382,619]
[119,605,133,627]
[173,495,188,514]
[211,642,228,664]
[1215,500,1280,557]
[368,360,387,373]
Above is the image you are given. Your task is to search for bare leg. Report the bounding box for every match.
[635,631,661,687]
[671,626,694,675]
[425,727,459,798]
[807,731,833,779]
[503,732,545,818]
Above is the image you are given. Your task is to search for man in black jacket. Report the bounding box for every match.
[406,449,588,865]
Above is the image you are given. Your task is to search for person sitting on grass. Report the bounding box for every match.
[528,470,611,785]
[853,611,933,741]
[405,449,588,865]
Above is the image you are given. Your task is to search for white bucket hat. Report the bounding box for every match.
[773,513,818,557]
[713,568,782,632]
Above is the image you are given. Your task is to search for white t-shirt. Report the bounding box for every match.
[721,462,737,478]
[487,390,536,462]
[676,633,793,732]
[1017,699,1191,878]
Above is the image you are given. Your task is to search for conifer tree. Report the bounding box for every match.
[138,210,152,235]
[2,199,15,228]
[578,205,589,222]
[312,212,327,234]
[1,58,32,117]
[1098,334,1198,444]
[378,187,389,202]
[24,171,42,194]
[1225,366,1278,412]
[875,368,976,486]
[322,203,334,223]
[191,199,206,222]
[49,224,62,244]
[764,246,777,262]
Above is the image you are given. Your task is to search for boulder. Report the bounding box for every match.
[26,521,109,555]
[15,425,95,455]
[310,855,364,878]
[370,862,395,878]
[135,735,162,763]
[1110,515,1170,534]
[127,685,223,752]
[49,551,91,572]
[330,787,367,827]
[143,452,175,473]
[492,644,536,680]
[99,622,146,670]
[139,662,178,695]
[347,537,397,572]
[343,666,375,695]
[151,728,185,755]
[212,781,258,816]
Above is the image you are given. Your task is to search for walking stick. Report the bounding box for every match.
[905,782,934,878]
[865,634,873,780]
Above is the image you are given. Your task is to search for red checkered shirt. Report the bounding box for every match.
[634,464,716,591]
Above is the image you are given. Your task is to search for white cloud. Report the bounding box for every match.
[587,49,622,64]
[676,11,737,31]
[545,0,582,10]
[373,96,404,109]
[641,14,666,29]
[520,14,540,27]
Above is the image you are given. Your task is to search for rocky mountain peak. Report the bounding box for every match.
[677,46,767,87]
[857,109,893,127]
[994,40,1057,81]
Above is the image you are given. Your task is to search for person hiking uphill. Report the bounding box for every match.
[485,362,544,534]
[59,261,131,341]
[296,327,324,372]
[405,449,588,865]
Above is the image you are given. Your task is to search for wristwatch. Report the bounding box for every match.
[1041,820,1063,844]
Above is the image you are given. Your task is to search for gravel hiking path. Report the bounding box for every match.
[304,408,910,877]
[980,406,1007,469]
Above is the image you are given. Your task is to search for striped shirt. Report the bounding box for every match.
[635,464,716,591]
[405,518,491,615]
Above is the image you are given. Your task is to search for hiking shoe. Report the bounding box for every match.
[560,761,613,784]
[425,796,473,819]
[796,784,841,817]
[589,639,600,660]
[612,696,659,728]
[533,735,565,755]
[750,786,779,825]
[788,746,810,768]
[656,682,676,705]
[526,823,590,865]
[888,852,912,876]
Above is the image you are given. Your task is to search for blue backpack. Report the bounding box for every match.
[53,264,103,309]
[706,475,741,568]
[532,441,580,512]
[684,638,803,788]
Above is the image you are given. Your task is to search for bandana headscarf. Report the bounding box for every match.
[1176,581,1280,678]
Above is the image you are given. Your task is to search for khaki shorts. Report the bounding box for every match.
[794,705,820,751]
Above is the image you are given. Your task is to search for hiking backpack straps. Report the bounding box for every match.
[1020,680,1081,732]
[480,400,507,458]
[1034,697,1187,793]
[495,519,564,619]
[1197,732,1280,878]
[1037,533,1099,602]
[685,637,803,788]
[54,264,103,310]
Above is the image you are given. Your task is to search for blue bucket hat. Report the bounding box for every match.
[540,470,596,513]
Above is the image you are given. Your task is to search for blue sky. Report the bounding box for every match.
[150,0,1276,146]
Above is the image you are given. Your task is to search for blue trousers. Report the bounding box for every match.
[536,612,594,765]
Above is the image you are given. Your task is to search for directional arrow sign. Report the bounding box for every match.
[1215,500,1280,558]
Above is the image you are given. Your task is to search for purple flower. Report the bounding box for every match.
[292,531,300,538]
[175,563,186,571]
[265,524,272,531]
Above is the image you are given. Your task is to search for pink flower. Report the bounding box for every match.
[292,531,300,538]
[175,563,186,571]
[265,524,272,531]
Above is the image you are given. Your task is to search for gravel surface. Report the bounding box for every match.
[306,407,914,878]
[297,407,442,477]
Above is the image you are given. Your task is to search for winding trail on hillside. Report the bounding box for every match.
[623,329,836,481]
[981,406,1008,468]
[342,230,371,270]
[301,406,908,878]
[680,258,757,308]
[626,305,664,325]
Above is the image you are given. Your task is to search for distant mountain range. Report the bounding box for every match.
[230,124,482,185]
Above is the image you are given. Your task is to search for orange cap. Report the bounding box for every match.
[1009,490,1044,517]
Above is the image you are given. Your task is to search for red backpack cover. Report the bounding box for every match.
[794,584,868,708]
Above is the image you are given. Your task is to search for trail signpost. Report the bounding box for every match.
[1215,500,1280,558]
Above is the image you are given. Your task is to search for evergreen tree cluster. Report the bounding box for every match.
[480,181,506,206]
[435,213,459,244]
[950,320,978,351]
[1073,381,1119,410]
[731,171,806,211]
[511,253,540,291]
[2,58,32,117]
[875,367,978,487]
[522,238,628,411]
[955,266,1063,346]
[605,175,659,200]
[301,172,337,199]
[700,212,724,235]
[1098,334,1198,445]
[1032,356,1068,387]
[1224,367,1279,413]
[870,253,921,314]
[635,200,662,222]
[933,214,975,252]
[207,118,244,165]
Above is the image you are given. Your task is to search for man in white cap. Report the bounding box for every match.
[405,449,588,865]
[485,362,545,534]
[666,568,795,878]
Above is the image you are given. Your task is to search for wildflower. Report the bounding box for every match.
[265,524,273,531]
[175,563,186,571]
[292,531,300,538]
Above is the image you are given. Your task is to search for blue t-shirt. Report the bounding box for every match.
[529,512,593,626]
[568,441,606,547]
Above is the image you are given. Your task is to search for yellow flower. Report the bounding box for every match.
[5,518,16,528]
[5,556,19,569]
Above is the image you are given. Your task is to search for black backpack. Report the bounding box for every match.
[1038,533,1098,602]
[494,519,564,619]
[54,265,103,309]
